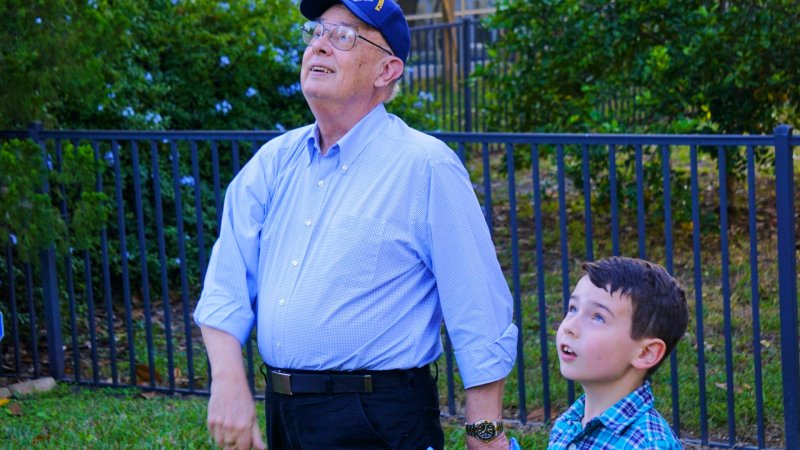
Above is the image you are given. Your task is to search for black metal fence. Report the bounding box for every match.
[1,125,798,449]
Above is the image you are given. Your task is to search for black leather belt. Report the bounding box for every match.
[266,365,430,396]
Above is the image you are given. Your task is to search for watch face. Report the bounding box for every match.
[475,421,497,440]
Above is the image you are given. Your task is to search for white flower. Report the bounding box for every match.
[145,72,153,82]
[219,55,230,66]
[35,17,42,24]
[121,106,135,117]
[246,87,258,97]
[218,2,230,11]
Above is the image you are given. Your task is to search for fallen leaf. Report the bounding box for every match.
[33,431,51,443]
[140,391,158,400]
[135,364,163,385]
[526,407,559,422]
[0,399,9,407]
[8,403,22,416]
[715,382,728,390]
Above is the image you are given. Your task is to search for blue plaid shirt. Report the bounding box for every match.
[548,382,683,449]
[194,104,517,388]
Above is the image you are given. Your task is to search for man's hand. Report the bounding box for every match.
[207,376,265,450]
[201,326,266,450]
[467,432,510,450]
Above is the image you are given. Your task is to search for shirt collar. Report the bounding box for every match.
[304,103,389,167]
[590,381,655,434]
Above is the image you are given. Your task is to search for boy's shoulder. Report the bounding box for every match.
[548,383,683,449]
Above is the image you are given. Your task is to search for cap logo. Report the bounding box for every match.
[375,0,384,11]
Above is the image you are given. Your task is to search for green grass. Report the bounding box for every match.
[0,384,551,449]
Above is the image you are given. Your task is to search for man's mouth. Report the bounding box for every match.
[310,65,334,74]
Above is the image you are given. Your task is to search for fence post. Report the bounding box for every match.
[461,17,472,133]
[774,124,798,449]
[28,122,65,379]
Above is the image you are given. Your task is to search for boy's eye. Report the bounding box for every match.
[592,313,605,323]
[566,305,577,315]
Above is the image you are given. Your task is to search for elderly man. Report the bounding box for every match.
[194,0,517,448]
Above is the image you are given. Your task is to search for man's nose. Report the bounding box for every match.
[309,33,333,54]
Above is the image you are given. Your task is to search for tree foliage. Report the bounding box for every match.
[481,0,800,134]
[0,0,313,131]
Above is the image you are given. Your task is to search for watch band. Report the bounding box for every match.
[465,418,504,442]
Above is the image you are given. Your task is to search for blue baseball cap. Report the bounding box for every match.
[300,0,411,63]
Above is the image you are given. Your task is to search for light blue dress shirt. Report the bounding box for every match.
[194,104,517,388]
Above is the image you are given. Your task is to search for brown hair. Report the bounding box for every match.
[583,256,689,376]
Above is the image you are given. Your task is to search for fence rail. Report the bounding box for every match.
[1,125,798,449]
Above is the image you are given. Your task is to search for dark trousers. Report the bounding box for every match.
[263,365,444,450]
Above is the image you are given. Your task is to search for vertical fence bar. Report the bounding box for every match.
[152,141,176,391]
[506,142,526,424]
[718,145,736,446]
[131,141,156,388]
[481,142,493,234]
[661,144,680,433]
[95,141,119,385]
[211,141,222,231]
[55,140,80,383]
[171,141,195,390]
[191,141,207,283]
[581,144,593,261]
[29,122,64,379]
[83,250,100,384]
[445,333,456,416]
[774,125,799,450]
[532,143,551,424]
[635,144,646,259]
[556,144,574,404]
[462,18,472,133]
[24,263,40,377]
[746,144,765,448]
[5,246,22,374]
[690,145,709,445]
[609,144,619,256]
[112,140,136,385]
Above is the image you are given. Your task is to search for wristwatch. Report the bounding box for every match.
[465,418,504,442]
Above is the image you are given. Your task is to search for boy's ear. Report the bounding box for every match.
[631,338,667,371]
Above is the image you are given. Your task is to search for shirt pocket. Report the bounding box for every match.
[323,214,386,286]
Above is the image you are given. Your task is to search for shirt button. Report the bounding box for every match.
[341,165,348,172]
[276,342,281,348]
[279,299,285,305]
[317,180,324,187]
[291,260,298,266]
[568,445,576,450]
[305,219,312,226]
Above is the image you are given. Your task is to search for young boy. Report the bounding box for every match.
[548,256,689,449]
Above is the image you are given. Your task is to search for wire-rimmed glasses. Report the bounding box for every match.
[301,21,393,56]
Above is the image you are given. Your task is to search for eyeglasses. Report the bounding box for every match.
[301,21,393,56]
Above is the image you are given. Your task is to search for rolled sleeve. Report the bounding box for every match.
[426,155,518,388]
[194,146,272,346]
[454,322,518,388]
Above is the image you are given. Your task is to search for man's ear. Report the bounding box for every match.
[374,57,404,87]
[631,338,667,371]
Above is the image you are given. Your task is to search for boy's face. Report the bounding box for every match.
[556,275,644,388]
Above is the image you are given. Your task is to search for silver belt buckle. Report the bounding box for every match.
[271,371,293,395]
